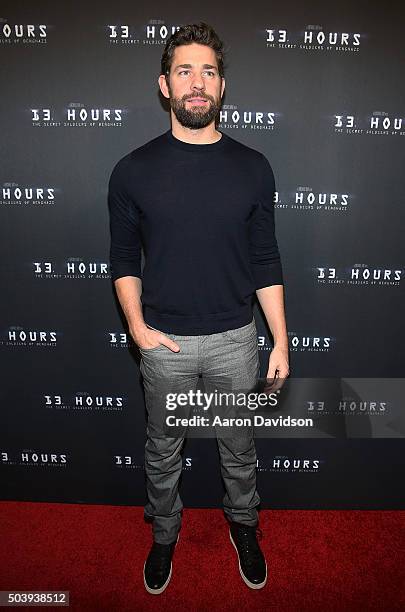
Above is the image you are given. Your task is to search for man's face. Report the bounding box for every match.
[162,43,225,129]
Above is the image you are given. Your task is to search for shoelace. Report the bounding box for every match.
[234,526,264,566]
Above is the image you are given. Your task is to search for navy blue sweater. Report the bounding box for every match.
[108,129,283,335]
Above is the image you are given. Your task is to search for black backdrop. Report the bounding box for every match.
[1,1,404,509]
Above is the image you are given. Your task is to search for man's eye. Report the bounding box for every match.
[178,70,216,77]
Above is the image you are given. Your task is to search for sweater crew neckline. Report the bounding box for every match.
[165,128,227,152]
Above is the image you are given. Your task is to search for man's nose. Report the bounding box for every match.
[190,73,205,90]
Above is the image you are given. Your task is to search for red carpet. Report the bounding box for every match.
[0,502,404,611]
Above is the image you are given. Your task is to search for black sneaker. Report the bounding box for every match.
[229,521,267,589]
[143,534,179,594]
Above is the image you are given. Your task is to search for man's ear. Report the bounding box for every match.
[221,77,226,98]
[158,74,170,99]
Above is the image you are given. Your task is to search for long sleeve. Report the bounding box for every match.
[248,153,284,289]
[107,159,142,282]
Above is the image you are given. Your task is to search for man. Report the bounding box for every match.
[108,22,289,594]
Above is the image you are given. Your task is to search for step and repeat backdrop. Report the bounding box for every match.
[1,2,404,509]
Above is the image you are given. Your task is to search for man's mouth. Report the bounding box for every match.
[187,97,208,105]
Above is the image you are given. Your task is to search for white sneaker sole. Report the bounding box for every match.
[143,533,179,595]
[229,529,267,589]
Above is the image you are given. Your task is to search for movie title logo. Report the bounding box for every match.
[257,456,321,471]
[219,105,279,131]
[2,327,59,347]
[114,455,192,469]
[276,188,350,212]
[265,26,361,52]
[44,394,125,412]
[316,265,402,286]
[289,333,333,352]
[30,104,124,127]
[33,260,110,279]
[0,20,47,44]
[334,113,405,136]
[1,451,67,466]
[107,21,180,45]
[1,184,56,206]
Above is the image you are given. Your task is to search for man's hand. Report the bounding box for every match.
[255,285,289,394]
[264,344,290,393]
[130,325,180,353]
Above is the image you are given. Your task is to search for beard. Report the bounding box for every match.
[167,82,222,129]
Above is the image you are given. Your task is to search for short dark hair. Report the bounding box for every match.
[160,22,227,80]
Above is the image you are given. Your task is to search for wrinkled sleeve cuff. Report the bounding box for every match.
[110,261,142,282]
[251,262,284,289]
